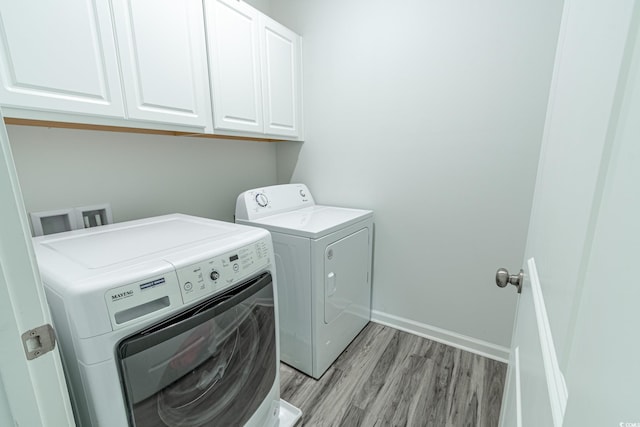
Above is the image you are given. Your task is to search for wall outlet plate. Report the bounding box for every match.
[30,208,78,236]
[30,203,114,236]
[75,203,113,229]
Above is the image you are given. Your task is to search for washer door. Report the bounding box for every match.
[324,228,370,324]
[117,273,276,427]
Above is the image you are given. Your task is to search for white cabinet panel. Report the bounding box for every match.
[205,0,303,139]
[0,0,124,117]
[1,0,301,139]
[111,0,212,130]
[260,15,302,138]
[205,0,263,133]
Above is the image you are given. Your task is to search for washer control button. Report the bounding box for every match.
[183,282,193,291]
[233,263,240,272]
[210,270,220,281]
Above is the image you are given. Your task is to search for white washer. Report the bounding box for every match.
[33,214,288,427]
[236,184,373,379]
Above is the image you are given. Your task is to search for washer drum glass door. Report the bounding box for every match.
[117,272,276,427]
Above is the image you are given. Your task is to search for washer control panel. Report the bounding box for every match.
[176,237,271,303]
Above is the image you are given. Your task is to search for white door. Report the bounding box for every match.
[0,110,75,425]
[111,0,213,130]
[499,1,640,426]
[259,15,302,139]
[0,1,124,118]
[204,0,264,133]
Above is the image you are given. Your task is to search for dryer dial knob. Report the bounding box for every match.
[255,193,269,207]
[210,270,220,281]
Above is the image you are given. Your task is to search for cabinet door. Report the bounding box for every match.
[0,1,124,117]
[205,0,263,133]
[259,16,303,139]
[111,0,212,130]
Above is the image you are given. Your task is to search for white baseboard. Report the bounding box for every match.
[371,310,510,363]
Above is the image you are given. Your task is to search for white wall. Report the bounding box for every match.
[7,125,277,226]
[271,0,563,351]
[245,0,269,14]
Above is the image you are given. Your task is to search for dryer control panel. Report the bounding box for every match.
[235,183,315,220]
[175,237,271,304]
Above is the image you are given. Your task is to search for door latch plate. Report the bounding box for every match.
[21,324,56,360]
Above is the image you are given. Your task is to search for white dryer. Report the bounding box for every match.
[236,184,373,379]
[32,214,299,427]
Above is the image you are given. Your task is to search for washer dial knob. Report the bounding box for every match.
[210,270,220,281]
[255,193,269,207]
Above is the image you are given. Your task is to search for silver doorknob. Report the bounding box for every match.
[495,268,523,293]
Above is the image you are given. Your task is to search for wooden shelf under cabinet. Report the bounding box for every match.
[3,118,286,143]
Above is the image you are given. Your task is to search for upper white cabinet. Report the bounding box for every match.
[204,0,303,139]
[0,1,125,118]
[0,0,302,140]
[259,15,303,139]
[110,0,212,130]
[205,0,263,134]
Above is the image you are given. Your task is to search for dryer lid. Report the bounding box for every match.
[242,205,372,239]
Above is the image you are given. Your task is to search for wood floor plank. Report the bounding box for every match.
[339,404,365,426]
[280,322,507,427]
[296,324,397,426]
[354,329,422,412]
[370,355,435,427]
[445,350,479,427]
[331,322,397,378]
[480,358,506,427]
[429,344,458,426]
[289,367,345,426]
[356,330,436,425]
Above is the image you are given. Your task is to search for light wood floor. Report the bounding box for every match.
[280,322,506,427]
